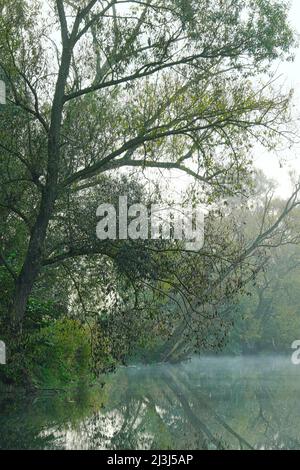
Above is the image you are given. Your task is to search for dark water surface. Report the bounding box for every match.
[1,356,299,450]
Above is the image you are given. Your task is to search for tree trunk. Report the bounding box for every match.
[10,41,73,331]
[159,321,188,362]
[10,188,57,331]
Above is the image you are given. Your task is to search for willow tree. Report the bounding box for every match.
[0,0,296,330]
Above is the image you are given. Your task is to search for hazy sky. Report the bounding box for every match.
[255,0,300,196]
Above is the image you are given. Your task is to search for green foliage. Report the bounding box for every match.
[0,0,299,383]
[0,299,93,387]
[29,319,91,387]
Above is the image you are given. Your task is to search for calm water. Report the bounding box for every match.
[1,356,300,450]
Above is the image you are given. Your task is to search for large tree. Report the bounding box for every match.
[0,0,297,331]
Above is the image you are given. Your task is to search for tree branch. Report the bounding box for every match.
[56,0,69,46]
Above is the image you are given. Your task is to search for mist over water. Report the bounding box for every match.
[1,355,299,450]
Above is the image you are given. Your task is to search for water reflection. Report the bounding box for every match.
[1,356,300,450]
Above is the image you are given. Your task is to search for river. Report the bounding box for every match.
[0,355,299,450]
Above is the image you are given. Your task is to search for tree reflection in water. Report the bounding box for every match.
[1,356,300,450]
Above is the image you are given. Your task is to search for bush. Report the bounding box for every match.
[0,317,92,388]
[29,319,91,387]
